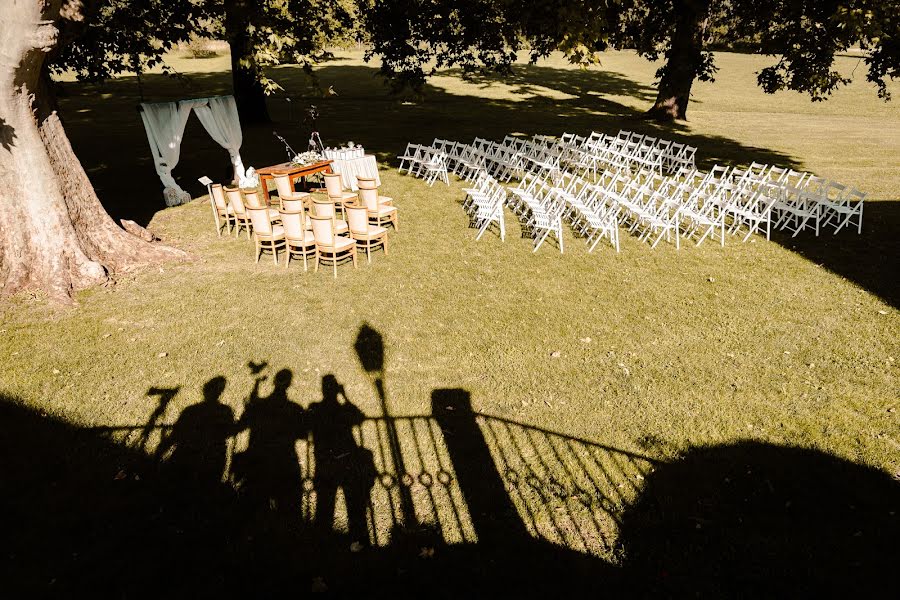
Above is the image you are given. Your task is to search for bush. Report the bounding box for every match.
[186,36,219,59]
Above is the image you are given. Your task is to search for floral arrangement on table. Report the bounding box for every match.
[291,150,323,167]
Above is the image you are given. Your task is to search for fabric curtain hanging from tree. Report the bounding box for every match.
[192,95,246,185]
[139,100,194,206]
[139,95,246,207]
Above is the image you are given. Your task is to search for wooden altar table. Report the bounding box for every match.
[256,159,334,203]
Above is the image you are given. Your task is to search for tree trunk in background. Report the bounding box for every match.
[647,0,711,121]
[0,0,186,304]
[224,0,270,124]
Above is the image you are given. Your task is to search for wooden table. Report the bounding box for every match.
[256,159,334,203]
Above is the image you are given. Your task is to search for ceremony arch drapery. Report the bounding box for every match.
[139,95,246,206]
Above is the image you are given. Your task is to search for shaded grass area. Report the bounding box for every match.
[2,388,896,596]
[1,49,898,593]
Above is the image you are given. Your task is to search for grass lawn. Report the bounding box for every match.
[1,49,898,594]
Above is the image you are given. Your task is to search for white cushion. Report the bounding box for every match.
[328,236,355,251]
[372,206,397,217]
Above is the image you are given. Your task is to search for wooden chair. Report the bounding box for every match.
[243,188,280,223]
[225,186,252,239]
[279,209,317,271]
[359,186,399,231]
[209,183,235,235]
[273,174,310,208]
[312,199,350,235]
[281,198,313,229]
[324,172,357,203]
[346,204,388,264]
[310,214,357,278]
[246,206,285,264]
[356,177,393,205]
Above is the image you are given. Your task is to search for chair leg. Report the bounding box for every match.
[366,240,371,264]
[272,242,279,265]
[332,252,337,278]
[352,248,358,269]
[314,248,319,273]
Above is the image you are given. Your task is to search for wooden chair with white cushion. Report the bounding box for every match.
[281,198,313,229]
[243,188,280,223]
[324,172,357,202]
[310,214,357,278]
[356,176,393,206]
[359,186,398,231]
[225,186,252,239]
[279,209,317,271]
[345,204,388,264]
[273,174,310,209]
[246,206,285,264]
[312,199,349,235]
[209,183,235,235]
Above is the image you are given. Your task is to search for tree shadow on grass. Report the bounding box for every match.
[56,63,897,306]
[770,201,900,308]
[56,63,796,226]
[2,326,897,596]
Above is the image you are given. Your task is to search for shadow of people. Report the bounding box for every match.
[618,440,900,597]
[155,376,234,493]
[308,374,376,547]
[232,368,307,527]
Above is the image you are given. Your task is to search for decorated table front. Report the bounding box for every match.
[324,149,381,191]
[256,159,334,202]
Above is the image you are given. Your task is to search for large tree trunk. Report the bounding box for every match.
[0,0,186,304]
[647,0,711,121]
[224,0,270,124]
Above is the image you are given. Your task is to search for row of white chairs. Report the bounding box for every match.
[398,131,864,253]
[397,143,450,186]
[558,130,697,177]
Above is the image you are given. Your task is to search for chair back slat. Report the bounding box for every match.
[346,205,369,235]
[273,174,295,198]
[246,206,272,234]
[324,173,344,197]
[279,210,305,239]
[211,184,228,210]
[310,215,336,246]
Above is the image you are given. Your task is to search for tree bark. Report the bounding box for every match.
[224,0,270,124]
[647,0,711,121]
[0,0,187,304]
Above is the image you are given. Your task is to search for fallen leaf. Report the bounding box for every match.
[550,351,561,358]
[157,352,168,358]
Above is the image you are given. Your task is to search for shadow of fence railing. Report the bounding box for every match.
[94,403,655,559]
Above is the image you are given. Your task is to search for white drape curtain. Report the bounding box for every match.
[192,96,246,184]
[139,101,193,206]
[139,95,246,207]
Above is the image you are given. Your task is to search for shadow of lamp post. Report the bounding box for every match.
[354,323,417,532]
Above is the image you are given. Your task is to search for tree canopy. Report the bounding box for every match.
[49,1,900,122]
[361,0,900,119]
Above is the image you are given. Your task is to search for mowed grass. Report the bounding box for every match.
[1,50,898,558]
